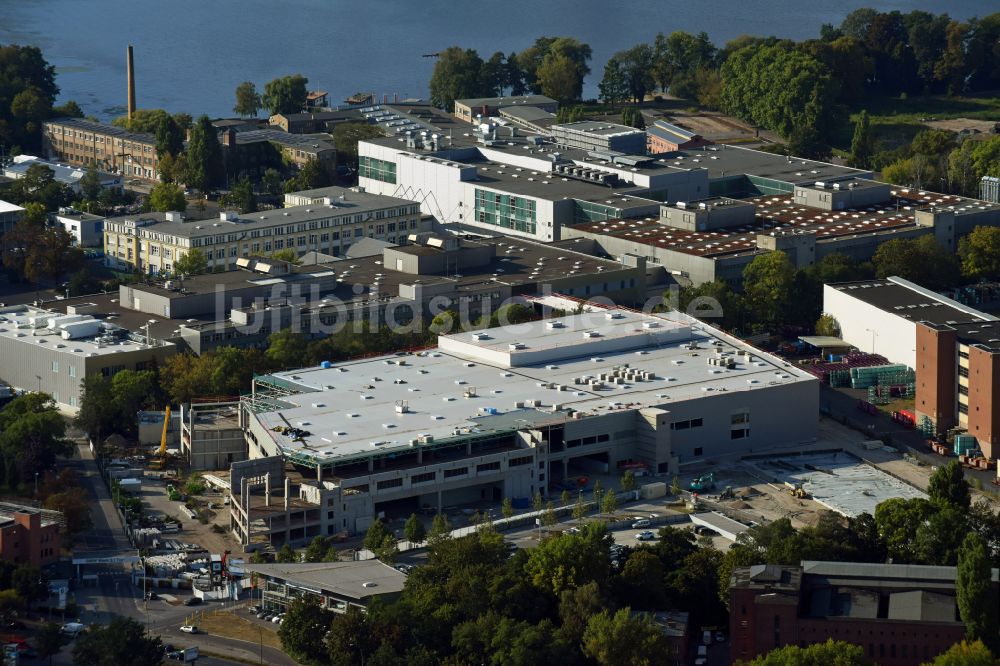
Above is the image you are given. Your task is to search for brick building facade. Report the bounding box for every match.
[730,562,996,666]
[0,509,61,567]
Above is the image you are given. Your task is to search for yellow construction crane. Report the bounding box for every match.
[152,405,171,470]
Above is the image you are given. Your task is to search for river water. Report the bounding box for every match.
[0,0,994,120]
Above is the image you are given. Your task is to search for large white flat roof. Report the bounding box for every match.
[0,200,25,215]
[0,307,171,357]
[254,310,814,465]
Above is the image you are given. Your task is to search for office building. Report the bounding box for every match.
[0,505,61,567]
[453,95,558,123]
[102,186,424,275]
[730,561,999,666]
[219,128,336,171]
[245,560,407,613]
[0,304,174,413]
[42,118,160,182]
[53,207,105,248]
[551,121,648,155]
[232,308,817,546]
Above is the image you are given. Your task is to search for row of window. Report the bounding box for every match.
[565,434,611,448]
[359,156,397,184]
[670,418,703,431]
[51,361,77,378]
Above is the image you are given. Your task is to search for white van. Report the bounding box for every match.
[702,630,712,645]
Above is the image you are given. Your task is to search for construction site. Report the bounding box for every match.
[679,417,950,530]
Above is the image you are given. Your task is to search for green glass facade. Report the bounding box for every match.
[474,189,537,234]
[359,156,396,184]
[573,200,621,225]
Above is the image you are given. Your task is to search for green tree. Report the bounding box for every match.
[621,107,646,129]
[924,640,998,666]
[0,394,72,490]
[652,31,716,96]
[173,248,208,276]
[266,328,309,369]
[12,565,48,610]
[35,621,66,665]
[601,490,618,514]
[147,182,186,212]
[875,497,935,563]
[612,43,655,104]
[303,535,337,563]
[331,123,385,167]
[720,42,839,146]
[501,497,514,519]
[957,533,1000,652]
[261,168,284,196]
[815,314,839,336]
[275,543,297,563]
[572,493,587,520]
[525,523,612,595]
[848,110,875,169]
[52,100,83,118]
[532,490,544,513]
[428,47,489,111]
[78,165,103,201]
[364,519,399,562]
[582,607,671,666]
[427,512,451,545]
[233,81,262,118]
[404,513,426,543]
[671,279,745,331]
[742,638,866,665]
[620,469,637,493]
[742,251,798,331]
[71,617,162,666]
[537,53,584,103]
[325,605,373,666]
[928,460,971,509]
[959,226,1000,282]
[872,236,960,290]
[185,115,224,192]
[262,74,309,115]
[225,176,257,214]
[278,596,334,665]
[619,549,667,609]
[598,57,629,105]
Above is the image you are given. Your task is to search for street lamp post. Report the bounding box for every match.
[864,328,877,354]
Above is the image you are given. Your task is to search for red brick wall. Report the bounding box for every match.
[0,513,60,567]
[915,324,957,433]
[966,345,1000,460]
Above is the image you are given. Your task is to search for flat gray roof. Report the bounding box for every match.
[455,94,557,108]
[252,309,814,465]
[0,305,173,356]
[245,560,407,600]
[828,277,994,328]
[553,121,646,138]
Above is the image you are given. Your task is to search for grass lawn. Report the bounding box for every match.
[194,611,282,649]
[832,92,1000,152]
[875,396,916,418]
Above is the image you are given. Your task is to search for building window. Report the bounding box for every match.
[358,156,396,184]
[411,472,435,484]
[693,447,703,456]
[509,455,532,467]
[376,478,403,490]
[477,462,501,473]
[52,361,59,373]
[443,467,468,479]
[68,366,76,378]
[959,366,969,377]
[731,411,750,424]
[731,428,749,440]
[959,403,968,414]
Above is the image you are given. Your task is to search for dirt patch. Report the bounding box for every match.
[195,610,282,649]
[923,118,998,134]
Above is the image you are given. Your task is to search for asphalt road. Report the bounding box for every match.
[69,441,133,553]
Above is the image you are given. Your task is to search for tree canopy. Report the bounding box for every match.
[233,81,262,118]
[71,617,162,666]
[262,74,309,115]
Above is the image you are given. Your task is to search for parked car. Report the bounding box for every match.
[635,530,655,541]
[631,518,651,529]
[184,597,202,606]
[714,631,726,643]
[179,625,198,634]
[167,650,184,660]
[271,614,284,623]
[256,611,268,619]
[248,605,260,614]
[695,526,720,537]
[162,644,175,654]
[144,591,158,601]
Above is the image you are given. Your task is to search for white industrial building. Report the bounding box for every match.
[0,304,174,412]
[822,277,996,369]
[232,308,818,548]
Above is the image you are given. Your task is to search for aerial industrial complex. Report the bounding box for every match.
[231,308,817,546]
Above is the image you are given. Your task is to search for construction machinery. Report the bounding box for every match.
[718,486,735,500]
[152,405,171,470]
[785,481,809,499]
[689,473,715,492]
